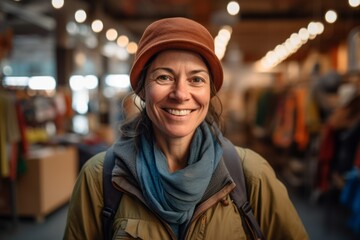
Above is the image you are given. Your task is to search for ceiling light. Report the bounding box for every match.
[227,1,240,16]
[29,76,56,90]
[307,22,319,36]
[258,21,326,70]
[284,39,296,53]
[298,28,310,43]
[325,10,337,24]
[75,10,87,23]
[290,33,301,48]
[52,0,64,9]
[274,44,287,60]
[106,28,118,41]
[315,22,324,34]
[70,75,98,91]
[91,19,103,33]
[117,35,129,47]
[3,76,28,87]
[349,0,360,7]
[127,42,138,54]
[215,26,232,60]
[69,75,85,91]
[218,28,232,41]
[84,75,98,90]
[105,74,130,89]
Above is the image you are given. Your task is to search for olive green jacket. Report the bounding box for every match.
[64,147,308,240]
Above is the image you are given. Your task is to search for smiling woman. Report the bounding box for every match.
[64,17,309,240]
[144,50,211,148]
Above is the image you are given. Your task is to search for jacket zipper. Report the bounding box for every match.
[182,181,236,239]
[113,176,236,240]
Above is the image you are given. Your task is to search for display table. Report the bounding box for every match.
[7,146,77,221]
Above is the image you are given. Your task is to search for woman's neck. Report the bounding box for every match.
[154,134,193,173]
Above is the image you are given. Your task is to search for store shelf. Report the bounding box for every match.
[0,146,78,222]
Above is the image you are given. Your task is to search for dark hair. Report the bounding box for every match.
[119,53,224,146]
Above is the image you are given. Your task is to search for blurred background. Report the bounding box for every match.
[0,0,360,239]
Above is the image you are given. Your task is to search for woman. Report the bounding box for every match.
[64,17,308,239]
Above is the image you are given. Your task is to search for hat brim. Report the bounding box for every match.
[130,39,223,92]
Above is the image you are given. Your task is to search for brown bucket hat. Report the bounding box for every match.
[129,17,224,92]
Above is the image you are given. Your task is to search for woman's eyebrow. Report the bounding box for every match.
[150,67,209,76]
[149,67,174,74]
[189,69,210,76]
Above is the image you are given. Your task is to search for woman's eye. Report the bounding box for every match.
[191,76,205,84]
[156,75,172,81]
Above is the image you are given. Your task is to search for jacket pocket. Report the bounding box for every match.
[113,218,171,240]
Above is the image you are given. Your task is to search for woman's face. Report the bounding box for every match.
[144,50,211,141]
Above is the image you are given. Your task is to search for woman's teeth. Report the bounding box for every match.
[167,109,191,116]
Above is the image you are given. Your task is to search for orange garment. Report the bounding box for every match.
[64,90,73,118]
[293,88,309,151]
[306,97,322,134]
[272,92,295,148]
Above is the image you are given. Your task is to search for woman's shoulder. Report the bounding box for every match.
[80,151,106,176]
[234,146,277,185]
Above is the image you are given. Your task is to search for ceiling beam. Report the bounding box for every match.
[1,0,56,31]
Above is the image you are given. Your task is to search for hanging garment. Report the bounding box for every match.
[0,92,7,177]
[272,91,296,149]
[354,143,360,168]
[340,168,360,234]
[254,88,280,137]
[316,124,335,191]
[0,91,21,178]
[15,101,29,157]
[332,122,360,175]
[293,88,309,151]
[305,95,322,135]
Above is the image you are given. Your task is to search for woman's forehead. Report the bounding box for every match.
[149,50,208,68]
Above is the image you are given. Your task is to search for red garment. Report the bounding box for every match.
[9,143,18,180]
[354,142,360,168]
[316,125,335,191]
[16,102,28,157]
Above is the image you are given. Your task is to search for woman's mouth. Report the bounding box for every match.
[165,109,192,116]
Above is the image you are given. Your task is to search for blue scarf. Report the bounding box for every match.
[136,122,223,233]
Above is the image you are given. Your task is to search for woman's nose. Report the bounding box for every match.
[170,78,190,101]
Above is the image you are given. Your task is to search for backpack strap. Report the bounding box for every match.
[222,138,265,240]
[102,146,123,240]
